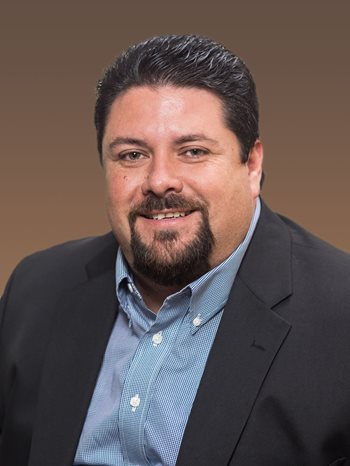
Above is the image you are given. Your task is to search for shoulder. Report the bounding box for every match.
[1,232,118,307]
[272,210,350,323]
[258,200,350,271]
[277,212,350,275]
[251,201,350,313]
[17,231,116,270]
[18,231,116,268]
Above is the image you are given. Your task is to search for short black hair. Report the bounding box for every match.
[95,34,259,164]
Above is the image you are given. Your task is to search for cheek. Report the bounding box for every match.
[105,171,135,206]
[207,181,253,232]
[105,183,129,228]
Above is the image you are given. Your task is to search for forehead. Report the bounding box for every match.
[104,85,229,138]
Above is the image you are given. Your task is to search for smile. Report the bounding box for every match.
[143,211,192,220]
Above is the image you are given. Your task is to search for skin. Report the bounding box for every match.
[102,85,263,312]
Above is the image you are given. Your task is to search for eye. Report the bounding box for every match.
[119,151,145,161]
[182,148,209,158]
[117,150,147,165]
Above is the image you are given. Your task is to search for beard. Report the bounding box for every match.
[128,193,215,287]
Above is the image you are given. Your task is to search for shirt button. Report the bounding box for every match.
[193,315,202,327]
[130,394,140,411]
[127,282,134,293]
[152,332,163,346]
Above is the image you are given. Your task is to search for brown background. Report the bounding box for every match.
[1,1,349,293]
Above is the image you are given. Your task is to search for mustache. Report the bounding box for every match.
[129,193,207,221]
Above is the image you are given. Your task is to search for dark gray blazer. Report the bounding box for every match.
[1,201,350,466]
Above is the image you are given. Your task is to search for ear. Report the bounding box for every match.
[247,139,264,198]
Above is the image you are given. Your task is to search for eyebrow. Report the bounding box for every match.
[108,137,150,151]
[108,134,219,152]
[174,134,219,146]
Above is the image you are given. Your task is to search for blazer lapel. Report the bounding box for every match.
[177,202,293,466]
[29,256,118,466]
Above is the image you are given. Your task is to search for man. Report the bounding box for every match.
[1,34,350,466]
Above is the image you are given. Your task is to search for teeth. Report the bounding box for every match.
[151,211,186,220]
[153,213,166,220]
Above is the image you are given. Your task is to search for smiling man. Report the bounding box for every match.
[103,85,262,310]
[1,35,350,466]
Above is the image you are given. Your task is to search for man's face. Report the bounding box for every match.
[102,85,263,286]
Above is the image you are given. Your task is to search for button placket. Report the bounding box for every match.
[118,294,191,465]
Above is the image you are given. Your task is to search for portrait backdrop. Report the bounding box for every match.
[1,0,349,292]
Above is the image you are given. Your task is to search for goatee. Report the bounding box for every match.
[128,193,214,287]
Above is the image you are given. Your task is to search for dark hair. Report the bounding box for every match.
[95,34,259,164]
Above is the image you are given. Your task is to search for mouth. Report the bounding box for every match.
[142,210,193,220]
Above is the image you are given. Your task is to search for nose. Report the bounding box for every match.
[141,154,183,197]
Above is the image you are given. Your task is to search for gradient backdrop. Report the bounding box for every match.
[1,1,349,292]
